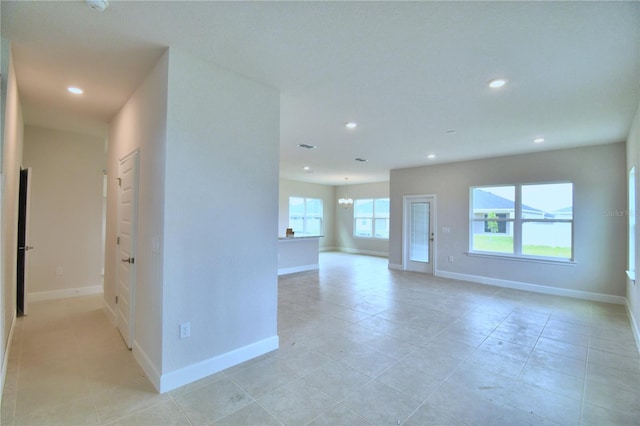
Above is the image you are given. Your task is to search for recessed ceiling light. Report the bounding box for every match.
[533,137,545,143]
[427,154,436,159]
[303,166,310,171]
[488,79,507,89]
[345,122,358,129]
[297,143,317,149]
[354,157,368,162]
[67,87,84,95]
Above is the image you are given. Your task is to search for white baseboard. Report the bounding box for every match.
[133,341,162,392]
[626,300,640,354]
[320,246,338,252]
[1,310,17,397]
[337,247,389,258]
[388,263,403,271]
[103,298,116,325]
[437,270,626,305]
[158,335,279,393]
[29,285,103,302]
[278,264,318,275]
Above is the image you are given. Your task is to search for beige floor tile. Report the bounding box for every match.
[173,377,252,425]
[256,378,337,426]
[3,254,639,426]
[341,380,422,425]
[92,380,172,424]
[212,401,281,426]
[306,403,372,426]
[404,403,467,426]
[106,399,190,426]
[505,381,582,425]
[376,360,443,402]
[13,396,100,426]
[227,357,299,398]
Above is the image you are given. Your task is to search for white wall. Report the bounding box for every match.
[160,48,279,388]
[1,41,23,395]
[107,50,169,381]
[390,143,627,301]
[335,181,389,257]
[279,179,335,250]
[22,126,106,299]
[626,104,640,351]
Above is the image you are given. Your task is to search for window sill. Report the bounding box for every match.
[466,251,576,266]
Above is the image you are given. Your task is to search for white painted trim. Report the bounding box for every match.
[320,246,338,252]
[402,194,437,273]
[337,247,389,258]
[158,335,279,393]
[1,311,17,397]
[28,285,103,302]
[103,297,116,326]
[626,299,640,354]
[436,270,626,305]
[133,341,162,392]
[388,263,403,271]
[278,264,318,276]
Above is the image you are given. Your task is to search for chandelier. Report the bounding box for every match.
[338,177,353,207]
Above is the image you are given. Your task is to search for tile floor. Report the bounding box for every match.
[2,252,639,425]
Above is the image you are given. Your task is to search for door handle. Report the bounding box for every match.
[19,246,34,251]
[121,257,135,264]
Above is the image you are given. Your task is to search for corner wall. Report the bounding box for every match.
[390,143,627,302]
[626,104,640,351]
[1,41,23,395]
[106,49,169,385]
[160,48,280,391]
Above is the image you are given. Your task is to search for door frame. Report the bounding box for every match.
[17,167,33,316]
[402,194,437,274]
[116,150,139,349]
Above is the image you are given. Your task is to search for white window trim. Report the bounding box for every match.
[469,183,574,262]
[289,196,323,236]
[353,198,390,239]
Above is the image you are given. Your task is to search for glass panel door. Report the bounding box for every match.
[410,202,429,262]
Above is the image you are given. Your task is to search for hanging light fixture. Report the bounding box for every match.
[338,177,354,207]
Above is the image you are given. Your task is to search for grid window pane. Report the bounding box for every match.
[522,222,572,258]
[522,183,573,219]
[289,197,323,235]
[353,198,390,239]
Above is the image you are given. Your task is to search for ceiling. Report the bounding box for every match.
[2,1,639,185]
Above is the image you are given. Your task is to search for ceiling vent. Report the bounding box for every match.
[297,144,317,149]
[354,158,368,162]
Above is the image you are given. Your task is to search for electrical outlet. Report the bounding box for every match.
[180,322,190,339]
[448,256,454,263]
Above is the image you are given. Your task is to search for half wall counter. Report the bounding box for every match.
[277,235,321,275]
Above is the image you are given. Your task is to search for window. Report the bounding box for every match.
[470,183,573,260]
[289,197,323,235]
[354,198,390,239]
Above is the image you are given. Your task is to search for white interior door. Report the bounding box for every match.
[403,195,435,274]
[116,151,139,349]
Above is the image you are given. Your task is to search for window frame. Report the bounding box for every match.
[288,196,324,236]
[469,182,574,262]
[353,197,390,239]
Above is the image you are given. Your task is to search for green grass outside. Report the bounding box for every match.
[473,234,571,259]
